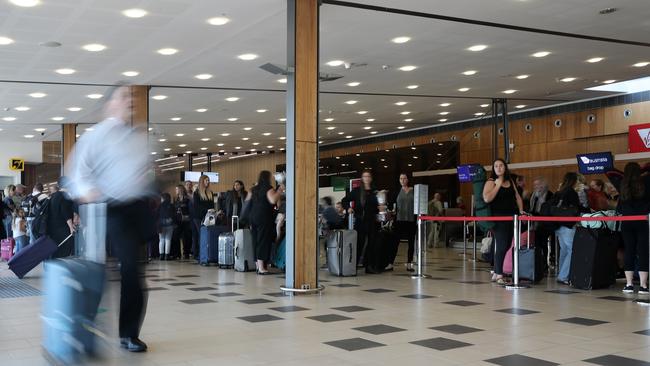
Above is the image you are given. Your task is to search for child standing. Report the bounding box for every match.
[12,208,28,253]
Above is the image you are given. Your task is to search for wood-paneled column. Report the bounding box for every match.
[284,0,319,292]
[129,85,149,131]
[61,123,77,174]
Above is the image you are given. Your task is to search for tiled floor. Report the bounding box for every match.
[1,246,650,366]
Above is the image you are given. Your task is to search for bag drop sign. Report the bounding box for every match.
[628,123,650,153]
[576,152,613,175]
[9,158,24,171]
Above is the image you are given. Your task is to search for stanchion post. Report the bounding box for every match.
[462,219,467,258]
[506,215,530,290]
[636,214,650,306]
[472,218,477,262]
[412,185,429,279]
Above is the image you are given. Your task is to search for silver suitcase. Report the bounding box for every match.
[217,217,238,268]
[234,227,255,272]
[327,230,357,276]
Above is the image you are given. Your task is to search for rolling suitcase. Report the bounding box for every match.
[234,227,255,272]
[217,216,237,268]
[570,227,619,289]
[199,225,224,266]
[1,237,15,261]
[326,230,357,276]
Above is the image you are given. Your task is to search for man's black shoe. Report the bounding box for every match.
[120,338,148,352]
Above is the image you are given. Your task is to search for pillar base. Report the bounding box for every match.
[280,285,325,295]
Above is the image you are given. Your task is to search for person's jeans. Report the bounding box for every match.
[555,226,576,281]
[159,226,174,255]
[3,216,12,238]
[15,235,29,253]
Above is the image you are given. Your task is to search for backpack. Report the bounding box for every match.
[20,194,37,217]
[30,197,50,240]
[471,165,495,231]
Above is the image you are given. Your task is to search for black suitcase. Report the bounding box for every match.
[570,227,619,290]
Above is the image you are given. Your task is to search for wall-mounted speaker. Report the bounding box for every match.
[554,119,562,128]
[524,123,533,132]
[586,114,596,124]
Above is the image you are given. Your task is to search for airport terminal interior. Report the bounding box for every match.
[2,0,650,365]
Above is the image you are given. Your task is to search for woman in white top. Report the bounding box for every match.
[12,208,28,253]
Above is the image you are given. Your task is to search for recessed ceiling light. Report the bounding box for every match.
[122,8,147,18]
[200,147,208,151]
[345,100,358,105]
[252,142,260,146]
[532,51,551,58]
[10,0,40,7]
[502,89,517,94]
[356,111,368,115]
[458,87,470,92]
[404,118,413,122]
[406,85,419,89]
[480,104,490,108]
[152,95,167,100]
[82,43,106,52]
[397,126,405,130]
[175,133,185,137]
[474,112,485,116]
[324,118,334,122]
[586,57,604,63]
[195,73,213,80]
[76,134,80,138]
[227,117,238,121]
[366,118,375,122]
[256,109,268,113]
[345,135,353,139]
[399,65,417,71]
[516,74,530,80]
[242,137,249,141]
[0,37,15,45]
[225,97,239,102]
[23,134,35,138]
[148,127,152,131]
[67,107,82,112]
[207,16,230,26]
[196,127,206,131]
[217,143,225,147]
[14,106,30,111]
[439,111,450,115]
[370,131,378,135]
[277,78,287,83]
[337,132,344,135]
[196,108,208,113]
[178,144,187,147]
[86,94,103,99]
[633,61,649,67]
[221,133,231,137]
[171,117,181,121]
[85,128,94,131]
[3,117,16,122]
[516,105,527,109]
[279,136,286,140]
[346,82,360,87]
[326,60,344,67]
[438,118,448,122]
[391,36,411,44]
[560,77,576,82]
[462,70,477,76]
[394,101,407,106]
[157,48,178,56]
[55,68,76,75]
[439,103,451,107]
[363,126,372,130]
[243,127,253,131]
[51,116,64,121]
[235,146,241,149]
[164,148,171,152]
[122,71,139,77]
[29,92,46,98]
[263,132,272,136]
[467,44,487,52]
[279,118,286,121]
[602,79,617,84]
[158,138,167,142]
[237,53,258,61]
[326,126,336,130]
[266,145,274,149]
[400,111,411,115]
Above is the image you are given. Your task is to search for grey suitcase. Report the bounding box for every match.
[217,216,237,268]
[234,226,255,272]
[327,230,357,276]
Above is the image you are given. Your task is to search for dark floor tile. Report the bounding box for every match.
[168,282,196,286]
[485,354,559,366]
[458,280,489,284]
[144,287,168,291]
[269,305,310,313]
[238,298,275,305]
[237,314,284,323]
[598,296,633,302]
[188,286,218,292]
[210,292,243,297]
[430,324,483,334]
[409,337,472,351]
[634,329,650,336]
[324,337,385,352]
[306,314,353,323]
[330,284,360,288]
[179,298,216,305]
[331,306,373,313]
[495,308,540,315]
[557,317,609,326]
[176,275,200,278]
[426,277,451,281]
[214,282,241,286]
[583,355,650,366]
[364,288,396,293]
[401,294,436,299]
[545,289,580,294]
[150,278,177,282]
[264,292,290,297]
[353,324,406,335]
[443,300,484,307]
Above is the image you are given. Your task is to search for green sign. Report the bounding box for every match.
[331,176,349,192]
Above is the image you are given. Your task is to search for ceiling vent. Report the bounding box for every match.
[259,62,343,82]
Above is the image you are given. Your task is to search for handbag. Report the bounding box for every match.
[203,209,217,226]
[480,231,493,254]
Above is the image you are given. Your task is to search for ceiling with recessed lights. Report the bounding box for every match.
[1,0,649,156]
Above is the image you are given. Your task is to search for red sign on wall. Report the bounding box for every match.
[628,123,650,153]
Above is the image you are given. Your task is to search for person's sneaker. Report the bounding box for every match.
[639,286,649,295]
[384,264,394,271]
[622,285,635,294]
[406,263,415,272]
[120,337,147,352]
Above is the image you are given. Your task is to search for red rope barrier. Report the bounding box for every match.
[418,215,648,222]
[419,215,513,222]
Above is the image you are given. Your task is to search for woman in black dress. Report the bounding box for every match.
[249,171,282,274]
[172,185,192,259]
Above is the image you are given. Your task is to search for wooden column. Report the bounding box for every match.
[61,123,77,173]
[285,0,319,292]
[130,85,149,131]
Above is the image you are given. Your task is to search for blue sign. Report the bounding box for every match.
[576,152,613,175]
[457,164,481,183]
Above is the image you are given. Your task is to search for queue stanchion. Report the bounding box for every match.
[412,215,429,279]
[506,214,530,290]
[472,219,477,262]
[635,213,650,306]
[461,219,467,258]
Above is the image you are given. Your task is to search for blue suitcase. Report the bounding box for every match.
[42,258,105,365]
[199,226,225,265]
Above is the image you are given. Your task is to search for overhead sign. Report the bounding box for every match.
[576,152,613,175]
[628,123,650,153]
[349,178,361,191]
[9,158,24,171]
[456,164,481,183]
[331,176,348,192]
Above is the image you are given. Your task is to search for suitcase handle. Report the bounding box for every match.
[232,215,239,232]
[348,242,353,264]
